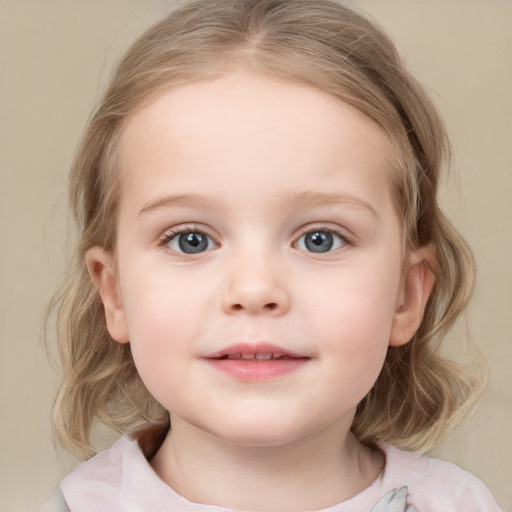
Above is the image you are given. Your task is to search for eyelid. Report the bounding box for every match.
[156,222,355,256]
[292,223,355,251]
[158,224,220,251]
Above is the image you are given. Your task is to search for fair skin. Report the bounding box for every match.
[87,71,434,511]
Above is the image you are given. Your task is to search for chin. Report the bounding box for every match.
[199,415,314,448]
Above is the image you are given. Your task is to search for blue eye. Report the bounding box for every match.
[166,231,216,254]
[295,230,346,253]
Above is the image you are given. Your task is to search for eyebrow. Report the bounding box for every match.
[139,193,219,216]
[280,191,378,218]
[138,191,378,218]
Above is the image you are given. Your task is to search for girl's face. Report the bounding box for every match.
[90,71,428,447]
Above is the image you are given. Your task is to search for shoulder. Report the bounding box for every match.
[379,444,503,511]
[59,422,196,512]
[59,431,142,511]
[36,427,163,512]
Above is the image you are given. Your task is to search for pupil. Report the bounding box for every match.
[186,233,200,246]
[179,232,208,253]
[305,231,333,253]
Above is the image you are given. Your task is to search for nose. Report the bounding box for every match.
[221,252,290,316]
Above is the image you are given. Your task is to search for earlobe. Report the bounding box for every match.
[389,248,436,347]
[85,246,130,344]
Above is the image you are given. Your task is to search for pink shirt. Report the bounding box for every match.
[60,430,502,511]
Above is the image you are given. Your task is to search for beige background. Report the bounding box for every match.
[0,1,510,510]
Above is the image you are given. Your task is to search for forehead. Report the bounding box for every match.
[116,71,395,215]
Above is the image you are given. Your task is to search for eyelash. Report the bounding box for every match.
[158,223,355,254]
[293,224,355,253]
[158,225,215,246]
[296,224,353,243]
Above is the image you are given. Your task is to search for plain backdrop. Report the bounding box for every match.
[0,1,511,511]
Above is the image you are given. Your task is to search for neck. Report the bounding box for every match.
[150,416,384,512]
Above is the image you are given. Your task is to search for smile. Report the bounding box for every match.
[223,352,300,360]
[204,343,310,381]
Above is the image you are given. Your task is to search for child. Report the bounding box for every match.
[48,0,502,510]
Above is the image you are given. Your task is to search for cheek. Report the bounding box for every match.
[317,302,391,407]
[310,266,400,343]
[120,258,202,339]
[327,291,396,345]
[322,293,392,368]
[304,264,401,391]
[118,272,199,388]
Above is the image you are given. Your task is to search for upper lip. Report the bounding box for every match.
[204,343,308,360]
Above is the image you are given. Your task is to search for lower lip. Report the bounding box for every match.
[205,358,309,381]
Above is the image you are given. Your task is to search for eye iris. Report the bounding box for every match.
[178,232,208,254]
[304,231,334,253]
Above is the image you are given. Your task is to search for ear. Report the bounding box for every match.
[389,247,436,347]
[85,246,130,344]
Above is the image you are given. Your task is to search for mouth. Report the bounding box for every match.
[218,352,302,360]
[204,343,310,381]
[204,342,307,360]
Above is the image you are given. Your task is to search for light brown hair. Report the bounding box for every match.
[47,0,480,459]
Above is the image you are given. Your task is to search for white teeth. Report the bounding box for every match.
[255,352,273,360]
[225,352,291,360]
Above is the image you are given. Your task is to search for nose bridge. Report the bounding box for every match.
[221,239,289,316]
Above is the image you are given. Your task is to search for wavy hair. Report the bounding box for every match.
[47,0,481,459]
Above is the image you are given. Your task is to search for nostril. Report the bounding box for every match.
[230,302,278,312]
